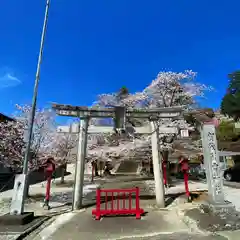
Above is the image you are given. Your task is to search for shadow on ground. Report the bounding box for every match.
[27,191,181,211]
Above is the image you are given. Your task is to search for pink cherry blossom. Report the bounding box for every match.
[90,70,213,158]
[0,104,73,171]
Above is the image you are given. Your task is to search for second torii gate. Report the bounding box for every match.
[52,103,183,209]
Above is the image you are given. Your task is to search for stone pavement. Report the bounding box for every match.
[28,199,231,240]
[29,200,190,240]
[0,164,101,240]
[146,179,240,212]
[184,203,240,232]
[2,166,240,240]
[23,179,213,240]
[0,216,49,240]
[25,176,240,240]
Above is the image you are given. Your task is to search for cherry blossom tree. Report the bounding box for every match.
[89,70,213,176]
[0,104,60,172]
[142,70,212,178]
[143,70,212,109]
[46,131,78,183]
[94,86,145,108]
[12,104,59,171]
[0,120,25,171]
[94,70,212,110]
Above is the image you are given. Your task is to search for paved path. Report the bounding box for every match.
[2,163,240,240]
[27,187,231,240]
[29,198,192,240]
[25,179,207,240]
[44,205,189,240]
[0,164,100,240]
[22,175,240,240]
[145,180,240,211]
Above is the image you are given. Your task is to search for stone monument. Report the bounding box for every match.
[201,124,235,213]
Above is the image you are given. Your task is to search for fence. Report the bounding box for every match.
[92,187,144,220]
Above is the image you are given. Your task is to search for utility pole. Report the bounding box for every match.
[73,118,89,210]
[150,121,165,208]
[10,0,50,215]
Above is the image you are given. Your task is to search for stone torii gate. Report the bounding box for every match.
[9,105,229,216]
[52,103,183,210]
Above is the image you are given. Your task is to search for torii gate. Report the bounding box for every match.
[52,103,183,210]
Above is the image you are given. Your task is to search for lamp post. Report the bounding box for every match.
[10,0,51,215]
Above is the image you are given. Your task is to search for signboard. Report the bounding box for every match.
[180,129,189,138]
[57,110,78,117]
[158,112,180,118]
[56,110,114,118]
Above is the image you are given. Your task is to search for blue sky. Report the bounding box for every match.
[1,0,240,117]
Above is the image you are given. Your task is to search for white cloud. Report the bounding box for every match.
[0,73,21,89]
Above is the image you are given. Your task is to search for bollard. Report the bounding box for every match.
[162,160,168,187]
[42,157,55,210]
[179,156,191,202]
[44,174,52,210]
[183,170,191,201]
[91,162,94,183]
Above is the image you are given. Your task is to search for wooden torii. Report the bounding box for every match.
[52,103,184,210]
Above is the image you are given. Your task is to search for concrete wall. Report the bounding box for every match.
[0,163,12,174]
[0,164,68,193]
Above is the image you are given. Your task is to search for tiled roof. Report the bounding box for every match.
[185,108,214,124]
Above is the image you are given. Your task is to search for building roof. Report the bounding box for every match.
[185,108,215,124]
[0,113,14,122]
